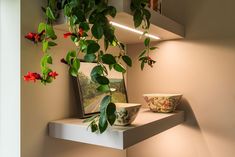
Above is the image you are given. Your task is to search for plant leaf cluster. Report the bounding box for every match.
[24,0,156,133]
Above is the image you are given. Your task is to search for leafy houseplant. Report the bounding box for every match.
[24,0,157,133]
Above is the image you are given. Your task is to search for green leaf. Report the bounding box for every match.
[45,24,57,39]
[46,7,56,20]
[47,56,52,64]
[139,49,147,58]
[122,55,132,67]
[43,40,49,52]
[107,6,116,17]
[91,23,103,39]
[95,75,109,85]
[91,123,98,132]
[88,10,97,24]
[41,54,52,67]
[97,3,107,13]
[97,85,110,92]
[65,50,76,64]
[64,4,71,16]
[70,15,78,25]
[48,41,57,46]
[99,95,111,133]
[141,60,145,70]
[72,58,80,71]
[79,22,90,31]
[106,103,116,125]
[143,8,151,20]
[133,10,143,28]
[144,37,150,47]
[69,67,78,77]
[87,42,100,54]
[74,9,86,22]
[100,95,111,113]
[102,54,116,65]
[84,54,96,62]
[91,65,103,77]
[101,95,111,106]
[114,63,126,73]
[83,115,99,123]
[38,22,46,33]
[120,43,125,50]
[150,46,158,50]
[143,8,151,28]
[79,40,87,51]
[104,38,109,51]
[71,36,78,43]
[104,27,115,43]
[139,56,147,61]
[41,67,52,76]
[99,116,108,134]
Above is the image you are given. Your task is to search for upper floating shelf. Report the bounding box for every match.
[54,0,184,44]
[49,108,184,149]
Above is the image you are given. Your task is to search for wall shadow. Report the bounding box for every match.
[178,97,200,129]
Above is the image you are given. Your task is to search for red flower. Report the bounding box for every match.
[34,34,40,42]
[24,72,42,82]
[63,32,73,38]
[25,31,44,43]
[25,32,35,39]
[78,28,84,36]
[48,71,58,79]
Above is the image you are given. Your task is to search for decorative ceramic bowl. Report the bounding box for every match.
[143,94,182,113]
[114,103,141,126]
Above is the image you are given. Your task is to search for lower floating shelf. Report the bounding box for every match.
[49,108,184,150]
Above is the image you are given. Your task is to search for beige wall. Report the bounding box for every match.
[22,0,235,157]
[21,0,126,157]
[127,0,235,157]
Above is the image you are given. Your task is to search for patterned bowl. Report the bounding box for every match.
[143,94,182,113]
[114,103,141,126]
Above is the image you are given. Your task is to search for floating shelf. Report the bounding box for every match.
[54,0,184,44]
[49,108,184,149]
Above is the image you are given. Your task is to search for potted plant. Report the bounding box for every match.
[24,0,157,133]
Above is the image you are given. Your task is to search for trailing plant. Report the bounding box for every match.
[24,0,157,133]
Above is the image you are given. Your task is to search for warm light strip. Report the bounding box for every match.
[110,21,160,40]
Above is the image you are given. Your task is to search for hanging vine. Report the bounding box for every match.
[24,0,157,133]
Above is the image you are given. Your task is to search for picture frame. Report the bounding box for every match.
[72,61,128,118]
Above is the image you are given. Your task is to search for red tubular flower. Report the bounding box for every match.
[25,31,44,43]
[48,71,58,79]
[25,32,35,40]
[63,32,73,38]
[34,34,40,42]
[24,72,42,82]
[78,28,84,36]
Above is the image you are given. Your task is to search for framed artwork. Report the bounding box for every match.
[72,61,128,118]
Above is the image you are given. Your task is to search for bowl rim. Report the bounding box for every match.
[143,93,183,97]
[115,103,142,108]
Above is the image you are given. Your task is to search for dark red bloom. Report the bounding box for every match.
[78,28,84,36]
[60,58,68,65]
[146,56,156,67]
[25,31,44,43]
[48,71,58,79]
[25,32,35,39]
[63,32,73,38]
[24,72,42,82]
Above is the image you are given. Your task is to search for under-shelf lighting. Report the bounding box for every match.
[110,21,160,40]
